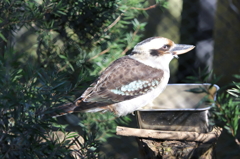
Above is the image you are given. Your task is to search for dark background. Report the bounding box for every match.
[102,0,240,158]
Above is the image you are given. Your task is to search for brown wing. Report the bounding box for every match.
[79,56,164,104]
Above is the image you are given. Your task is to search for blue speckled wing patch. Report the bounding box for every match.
[110,79,160,96]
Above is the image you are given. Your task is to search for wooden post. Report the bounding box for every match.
[116,126,221,159]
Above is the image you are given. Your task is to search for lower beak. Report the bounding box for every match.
[171,44,195,55]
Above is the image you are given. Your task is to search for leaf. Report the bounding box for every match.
[59,54,67,60]
[66,132,78,139]
[51,81,67,90]
[37,71,47,84]
[57,10,66,15]
[185,87,206,94]
[0,33,7,42]
[227,88,240,97]
[233,74,240,79]
[209,75,222,88]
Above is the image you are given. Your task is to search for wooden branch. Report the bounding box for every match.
[103,3,158,33]
[87,48,110,62]
[121,26,140,55]
[104,13,124,32]
[130,4,158,11]
[116,126,222,143]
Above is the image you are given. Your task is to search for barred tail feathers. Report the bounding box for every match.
[52,99,111,117]
[52,102,77,117]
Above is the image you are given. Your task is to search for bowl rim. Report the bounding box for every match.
[136,83,219,112]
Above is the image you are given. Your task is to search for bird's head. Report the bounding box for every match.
[129,37,195,69]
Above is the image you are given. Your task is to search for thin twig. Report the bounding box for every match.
[103,4,158,33]
[121,47,130,56]
[104,12,124,32]
[93,3,158,44]
[121,26,140,55]
[87,48,110,62]
[130,4,158,11]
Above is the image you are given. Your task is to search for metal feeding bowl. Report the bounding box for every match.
[136,84,219,133]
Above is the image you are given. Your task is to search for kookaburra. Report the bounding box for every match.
[56,37,194,117]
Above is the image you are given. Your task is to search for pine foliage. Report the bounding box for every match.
[0,0,161,158]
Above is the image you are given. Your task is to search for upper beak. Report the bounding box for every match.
[170,44,195,55]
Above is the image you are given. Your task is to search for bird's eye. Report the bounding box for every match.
[162,45,170,50]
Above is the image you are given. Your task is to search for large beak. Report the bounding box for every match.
[171,44,195,55]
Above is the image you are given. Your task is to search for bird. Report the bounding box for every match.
[55,37,195,117]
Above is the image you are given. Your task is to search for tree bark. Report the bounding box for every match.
[116,126,221,143]
[116,126,221,159]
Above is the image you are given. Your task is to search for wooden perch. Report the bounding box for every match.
[116,126,221,143]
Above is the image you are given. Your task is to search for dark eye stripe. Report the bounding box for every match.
[150,49,162,56]
[150,45,170,56]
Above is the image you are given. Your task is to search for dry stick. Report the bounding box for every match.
[104,4,158,32]
[121,26,140,55]
[88,3,159,61]
[90,22,140,60]
[92,12,124,44]
[104,12,124,32]
[121,47,130,56]
[87,48,110,62]
[130,4,158,11]
[92,4,159,56]
[116,126,222,143]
